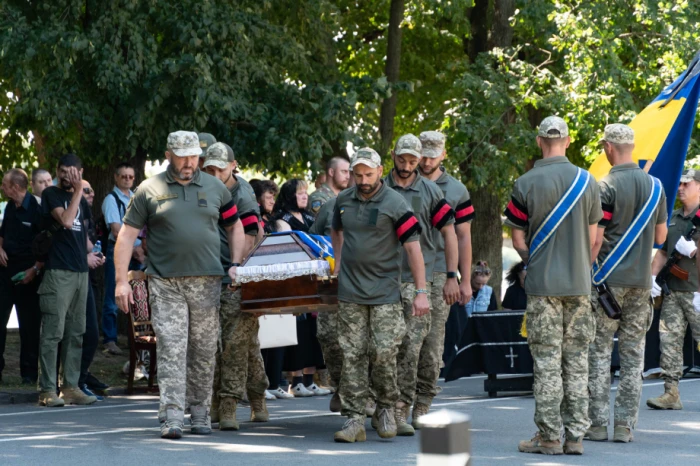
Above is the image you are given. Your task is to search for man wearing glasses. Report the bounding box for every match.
[101,162,144,355]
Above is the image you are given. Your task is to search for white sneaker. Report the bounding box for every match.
[289,383,314,397]
[264,390,276,400]
[272,387,294,399]
[306,383,331,396]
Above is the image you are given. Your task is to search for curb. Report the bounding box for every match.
[0,387,132,405]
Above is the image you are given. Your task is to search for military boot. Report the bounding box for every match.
[39,391,64,408]
[646,383,683,410]
[395,403,415,437]
[161,408,184,439]
[329,392,341,413]
[219,397,239,431]
[376,407,397,439]
[584,425,608,441]
[518,433,564,455]
[316,369,336,393]
[563,436,583,455]
[613,425,633,443]
[190,405,212,435]
[250,395,270,422]
[60,387,97,405]
[412,402,429,429]
[334,418,367,443]
[210,395,219,423]
[365,399,376,417]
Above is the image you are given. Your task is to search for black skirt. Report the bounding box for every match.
[283,316,325,371]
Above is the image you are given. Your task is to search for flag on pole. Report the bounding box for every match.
[589,51,700,216]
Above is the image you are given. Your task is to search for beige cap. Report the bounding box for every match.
[350,148,382,169]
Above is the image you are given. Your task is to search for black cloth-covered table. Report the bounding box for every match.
[445,308,700,393]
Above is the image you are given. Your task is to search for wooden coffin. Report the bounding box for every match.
[239,232,338,314]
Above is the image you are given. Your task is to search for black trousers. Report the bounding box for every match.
[262,347,286,390]
[0,261,41,380]
[79,284,99,386]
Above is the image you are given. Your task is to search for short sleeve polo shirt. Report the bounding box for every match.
[219,178,260,283]
[332,181,419,305]
[597,164,667,289]
[309,197,335,237]
[503,156,602,297]
[385,171,455,283]
[123,169,238,278]
[430,168,474,274]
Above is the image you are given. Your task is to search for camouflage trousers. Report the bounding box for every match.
[415,272,450,406]
[397,282,432,405]
[659,291,700,386]
[337,301,405,420]
[212,286,268,402]
[527,295,595,441]
[317,310,342,389]
[588,287,652,429]
[149,276,221,415]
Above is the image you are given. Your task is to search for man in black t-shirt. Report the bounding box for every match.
[37,153,103,407]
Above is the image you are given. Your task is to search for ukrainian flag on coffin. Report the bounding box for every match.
[589,51,700,216]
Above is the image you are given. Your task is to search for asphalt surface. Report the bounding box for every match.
[1,375,699,465]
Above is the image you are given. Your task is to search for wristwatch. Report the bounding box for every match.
[446,271,458,279]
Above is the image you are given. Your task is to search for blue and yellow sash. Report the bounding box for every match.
[592,176,662,285]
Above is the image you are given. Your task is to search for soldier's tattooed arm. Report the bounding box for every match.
[511,228,529,262]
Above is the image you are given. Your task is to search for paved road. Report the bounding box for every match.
[1,375,699,465]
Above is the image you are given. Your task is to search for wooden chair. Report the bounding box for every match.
[127,270,158,394]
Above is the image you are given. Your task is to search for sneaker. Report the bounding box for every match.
[412,402,429,429]
[563,436,584,455]
[334,418,367,443]
[190,405,212,435]
[613,426,633,443]
[395,404,415,436]
[85,373,110,391]
[329,392,341,413]
[161,408,184,439]
[80,384,104,401]
[103,341,123,355]
[60,387,97,405]
[250,396,270,422]
[584,426,608,441]
[264,390,276,400]
[219,397,239,431]
[306,383,331,396]
[289,383,314,397]
[518,432,564,455]
[272,387,294,399]
[39,391,65,408]
[376,407,397,439]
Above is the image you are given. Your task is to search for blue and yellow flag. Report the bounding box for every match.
[589,52,700,215]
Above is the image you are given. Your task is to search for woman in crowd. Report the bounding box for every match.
[252,179,279,234]
[273,179,330,397]
[465,260,497,316]
[502,261,527,310]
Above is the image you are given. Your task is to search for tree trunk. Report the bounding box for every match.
[378,0,405,157]
[463,0,516,304]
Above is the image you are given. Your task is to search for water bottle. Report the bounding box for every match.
[92,240,102,254]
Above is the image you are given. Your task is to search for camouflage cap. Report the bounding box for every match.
[198,132,217,158]
[350,147,382,169]
[167,131,202,157]
[538,116,569,138]
[394,134,422,158]
[680,168,700,183]
[419,131,446,158]
[600,123,634,145]
[203,142,235,169]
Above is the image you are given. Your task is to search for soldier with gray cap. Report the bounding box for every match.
[504,116,601,455]
[197,132,217,169]
[647,166,700,411]
[202,142,269,430]
[586,123,667,443]
[114,131,245,440]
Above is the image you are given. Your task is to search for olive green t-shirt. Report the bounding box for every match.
[429,168,474,274]
[503,156,602,297]
[219,178,261,284]
[309,197,335,237]
[309,183,336,216]
[662,207,700,292]
[597,164,667,289]
[332,181,419,305]
[385,171,455,283]
[123,169,238,278]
